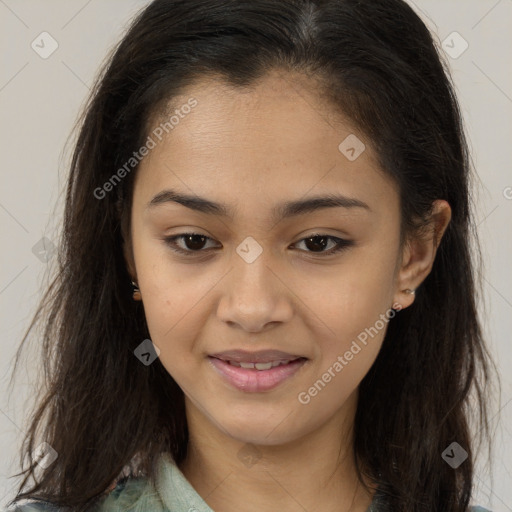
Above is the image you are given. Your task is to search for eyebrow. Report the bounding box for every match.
[146,189,370,223]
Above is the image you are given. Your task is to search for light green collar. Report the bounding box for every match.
[155,452,214,512]
[154,452,380,512]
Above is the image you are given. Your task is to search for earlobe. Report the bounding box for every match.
[393,200,451,309]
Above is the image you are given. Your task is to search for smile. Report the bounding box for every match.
[208,356,308,392]
[227,359,296,370]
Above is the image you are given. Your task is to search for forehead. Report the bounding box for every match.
[134,70,398,223]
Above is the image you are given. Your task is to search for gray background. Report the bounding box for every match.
[1,0,511,510]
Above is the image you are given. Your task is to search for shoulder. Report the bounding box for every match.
[93,475,166,511]
[3,477,153,512]
[368,501,491,512]
[3,503,62,511]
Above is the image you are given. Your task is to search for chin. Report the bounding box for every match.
[217,416,305,447]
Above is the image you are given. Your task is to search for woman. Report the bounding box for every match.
[5,0,498,510]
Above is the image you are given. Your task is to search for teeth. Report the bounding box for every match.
[227,359,293,370]
[255,362,273,370]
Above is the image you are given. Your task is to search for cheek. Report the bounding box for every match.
[139,278,207,391]
[314,295,390,394]
[129,222,201,387]
[307,249,398,337]
[132,231,199,334]
[300,293,392,416]
[305,245,398,388]
[133,236,224,388]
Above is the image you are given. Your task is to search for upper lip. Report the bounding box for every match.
[209,349,306,364]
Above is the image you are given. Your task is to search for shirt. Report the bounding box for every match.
[6,452,493,511]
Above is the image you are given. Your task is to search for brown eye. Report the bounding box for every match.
[301,235,332,252]
[164,233,218,255]
[178,234,208,251]
[293,235,354,255]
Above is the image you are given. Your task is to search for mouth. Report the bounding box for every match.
[208,348,307,364]
[215,357,304,370]
[207,355,308,392]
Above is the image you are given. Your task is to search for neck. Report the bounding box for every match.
[179,390,376,512]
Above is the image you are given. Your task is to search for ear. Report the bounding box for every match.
[393,199,452,309]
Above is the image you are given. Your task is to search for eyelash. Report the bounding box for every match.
[162,232,354,258]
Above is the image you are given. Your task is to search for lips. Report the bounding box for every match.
[208,356,308,392]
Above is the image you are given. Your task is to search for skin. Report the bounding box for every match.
[124,69,451,512]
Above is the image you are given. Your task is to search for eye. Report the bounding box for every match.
[292,233,354,255]
[163,233,219,255]
[162,232,354,257]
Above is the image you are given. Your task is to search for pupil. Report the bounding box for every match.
[305,236,328,252]
[186,234,206,250]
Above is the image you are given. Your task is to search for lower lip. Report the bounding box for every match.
[208,357,308,393]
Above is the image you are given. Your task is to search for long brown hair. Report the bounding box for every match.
[6,0,499,510]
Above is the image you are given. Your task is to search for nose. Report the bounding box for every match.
[216,249,294,333]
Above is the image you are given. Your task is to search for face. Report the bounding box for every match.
[128,69,406,446]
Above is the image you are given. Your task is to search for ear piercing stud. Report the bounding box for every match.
[131,281,142,301]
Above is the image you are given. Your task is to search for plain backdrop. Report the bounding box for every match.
[1,0,511,510]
